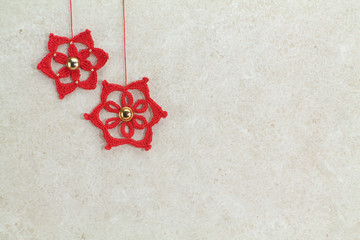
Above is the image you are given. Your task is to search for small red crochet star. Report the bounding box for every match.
[37,29,109,99]
[84,78,167,150]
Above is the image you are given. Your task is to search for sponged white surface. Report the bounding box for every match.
[1,0,360,239]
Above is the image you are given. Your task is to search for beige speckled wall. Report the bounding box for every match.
[1,0,360,239]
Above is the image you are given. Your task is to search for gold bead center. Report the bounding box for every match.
[66,57,80,70]
[119,107,133,122]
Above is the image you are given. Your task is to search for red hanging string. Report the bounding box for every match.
[70,0,74,38]
[70,0,128,85]
[122,0,128,86]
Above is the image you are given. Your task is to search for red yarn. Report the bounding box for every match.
[122,0,128,86]
[70,0,74,38]
[37,29,109,99]
[84,78,168,151]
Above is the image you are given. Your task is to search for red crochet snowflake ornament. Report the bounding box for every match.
[37,29,109,99]
[84,78,167,151]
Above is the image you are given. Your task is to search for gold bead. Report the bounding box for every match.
[66,57,80,70]
[119,107,133,122]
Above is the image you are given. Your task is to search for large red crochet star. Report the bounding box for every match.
[84,78,167,150]
[37,29,109,99]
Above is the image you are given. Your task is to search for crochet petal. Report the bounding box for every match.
[132,115,147,130]
[126,78,150,102]
[80,60,93,71]
[77,71,97,90]
[92,48,109,70]
[54,52,68,64]
[128,78,168,125]
[48,33,70,53]
[120,122,134,139]
[105,101,121,113]
[54,80,77,100]
[79,49,91,60]
[37,53,57,79]
[58,67,71,78]
[133,99,148,113]
[68,43,79,57]
[72,29,94,48]
[70,69,80,82]
[121,91,134,107]
[105,117,121,129]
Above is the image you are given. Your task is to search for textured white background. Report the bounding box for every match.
[1,0,360,239]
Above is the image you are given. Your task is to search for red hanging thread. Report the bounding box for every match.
[70,0,74,38]
[122,0,127,86]
[84,0,167,150]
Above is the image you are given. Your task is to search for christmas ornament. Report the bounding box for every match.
[84,0,167,151]
[37,0,109,99]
